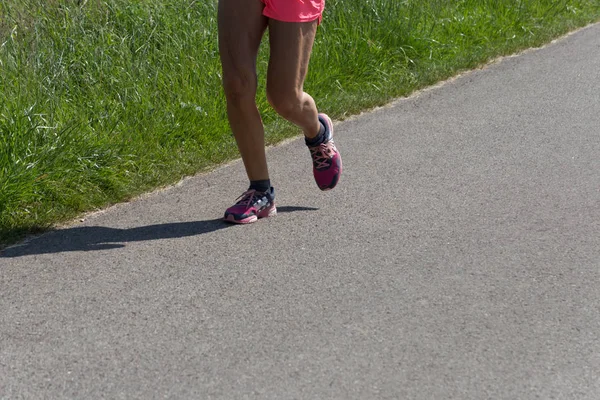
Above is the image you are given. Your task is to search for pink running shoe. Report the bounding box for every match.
[223,187,277,224]
[308,114,342,191]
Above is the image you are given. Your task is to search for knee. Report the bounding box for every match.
[222,71,257,106]
[266,87,301,119]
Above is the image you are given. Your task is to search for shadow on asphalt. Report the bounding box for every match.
[1,206,318,258]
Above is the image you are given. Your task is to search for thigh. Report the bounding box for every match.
[218,0,268,88]
[267,19,318,95]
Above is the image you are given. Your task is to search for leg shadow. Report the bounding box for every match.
[1,206,319,258]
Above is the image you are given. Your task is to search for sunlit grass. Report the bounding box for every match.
[1,0,599,246]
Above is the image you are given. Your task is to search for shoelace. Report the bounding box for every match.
[235,190,260,207]
[309,141,335,169]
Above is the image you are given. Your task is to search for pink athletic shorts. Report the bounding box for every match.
[261,0,325,24]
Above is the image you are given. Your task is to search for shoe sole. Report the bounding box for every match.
[223,205,277,224]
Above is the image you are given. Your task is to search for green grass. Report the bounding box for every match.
[1,0,599,247]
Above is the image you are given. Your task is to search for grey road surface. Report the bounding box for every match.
[2,23,600,400]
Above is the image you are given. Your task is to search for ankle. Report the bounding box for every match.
[305,121,326,146]
[249,179,271,193]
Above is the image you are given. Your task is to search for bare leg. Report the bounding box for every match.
[218,0,269,181]
[266,19,321,139]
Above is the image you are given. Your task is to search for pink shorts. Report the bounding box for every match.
[261,0,325,24]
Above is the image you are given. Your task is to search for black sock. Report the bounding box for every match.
[249,179,271,193]
[305,121,327,146]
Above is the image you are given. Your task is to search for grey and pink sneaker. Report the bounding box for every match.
[223,187,277,224]
[308,114,342,191]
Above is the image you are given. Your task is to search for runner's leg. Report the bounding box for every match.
[218,0,269,181]
[266,19,321,139]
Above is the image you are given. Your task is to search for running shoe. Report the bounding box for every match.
[308,113,342,191]
[223,187,277,224]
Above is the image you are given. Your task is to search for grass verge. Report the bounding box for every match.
[1,0,599,247]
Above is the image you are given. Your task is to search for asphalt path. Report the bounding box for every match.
[2,23,600,400]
